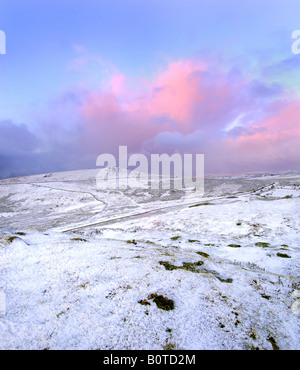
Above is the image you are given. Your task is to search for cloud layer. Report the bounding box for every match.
[1,56,300,179]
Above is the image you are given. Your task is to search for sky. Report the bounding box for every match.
[0,0,300,178]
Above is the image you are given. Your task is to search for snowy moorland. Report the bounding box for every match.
[0,169,299,350]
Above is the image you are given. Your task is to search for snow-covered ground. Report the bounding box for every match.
[0,169,299,350]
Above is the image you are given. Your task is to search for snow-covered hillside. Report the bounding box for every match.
[0,169,299,349]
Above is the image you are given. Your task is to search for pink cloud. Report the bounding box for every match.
[199,99,300,172]
[62,56,300,173]
[78,90,170,155]
[145,60,206,128]
[108,73,126,96]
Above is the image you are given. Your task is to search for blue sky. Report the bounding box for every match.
[0,0,300,178]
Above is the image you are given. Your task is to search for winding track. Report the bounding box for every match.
[2,174,293,233]
[24,180,277,233]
